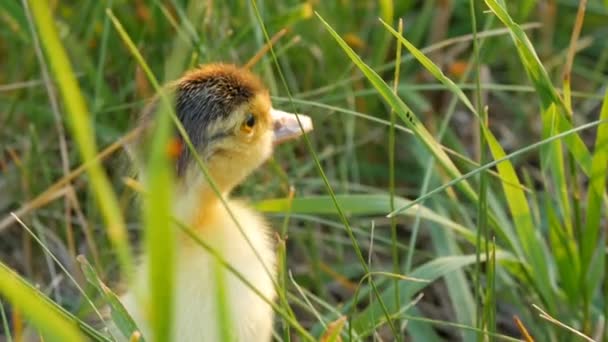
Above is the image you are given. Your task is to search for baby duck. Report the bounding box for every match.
[120,64,312,341]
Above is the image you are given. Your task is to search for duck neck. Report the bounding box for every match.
[172,172,233,227]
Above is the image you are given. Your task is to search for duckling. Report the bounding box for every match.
[120,63,313,341]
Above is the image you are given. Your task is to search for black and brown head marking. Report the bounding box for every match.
[174,64,267,174]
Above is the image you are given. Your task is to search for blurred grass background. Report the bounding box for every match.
[1,0,608,341]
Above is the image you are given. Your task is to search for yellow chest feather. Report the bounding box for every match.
[120,200,276,341]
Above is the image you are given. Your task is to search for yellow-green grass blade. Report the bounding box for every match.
[581,90,608,284]
[26,0,133,277]
[316,13,478,206]
[79,256,144,341]
[484,0,562,108]
[379,0,393,24]
[380,19,477,116]
[547,203,579,301]
[541,104,573,237]
[484,0,593,175]
[539,103,579,303]
[0,260,110,341]
[141,68,176,342]
[371,0,394,66]
[482,121,554,308]
[106,10,180,342]
[0,262,84,342]
[256,194,481,245]
[12,214,108,333]
[213,258,234,342]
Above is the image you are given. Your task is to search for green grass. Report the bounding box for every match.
[1,0,607,341]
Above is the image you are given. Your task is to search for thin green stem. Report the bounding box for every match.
[469,0,489,338]
[389,18,404,332]
[0,300,12,342]
[28,0,133,280]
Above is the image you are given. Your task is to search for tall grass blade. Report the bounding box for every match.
[104,9,177,342]
[316,13,478,210]
[540,104,572,238]
[78,256,144,341]
[380,19,477,115]
[0,262,84,342]
[484,0,593,175]
[26,0,133,277]
[546,201,579,301]
[388,19,403,322]
[141,66,175,342]
[468,0,489,335]
[581,90,608,288]
[257,194,480,244]
[213,259,234,341]
[483,121,554,308]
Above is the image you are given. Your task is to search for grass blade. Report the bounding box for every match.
[140,63,175,342]
[484,0,593,175]
[26,0,133,277]
[581,90,608,287]
[0,262,84,342]
[349,252,514,336]
[78,256,144,341]
[379,19,477,115]
[315,13,478,207]
[388,18,403,329]
[483,121,554,308]
[0,299,11,342]
[377,18,526,256]
[257,194,480,244]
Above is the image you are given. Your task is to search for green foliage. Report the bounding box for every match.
[79,256,143,341]
[0,262,84,342]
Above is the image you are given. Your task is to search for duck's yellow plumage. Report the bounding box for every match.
[120,63,313,341]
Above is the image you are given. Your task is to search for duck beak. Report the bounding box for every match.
[271,109,313,145]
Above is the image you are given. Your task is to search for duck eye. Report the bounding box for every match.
[244,113,256,128]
